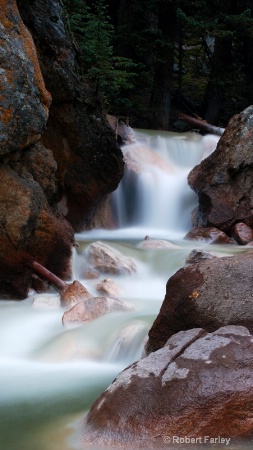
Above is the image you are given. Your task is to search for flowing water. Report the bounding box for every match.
[0,130,247,450]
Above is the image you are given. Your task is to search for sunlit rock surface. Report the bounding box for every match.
[81,326,253,448]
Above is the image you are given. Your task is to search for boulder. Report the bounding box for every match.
[18,0,124,231]
[146,250,253,353]
[60,280,93,309]
[81,326,253,449]
[84,241,137,275]
[62,296,132,325]
[231,222,253,245]
[0,0,51,156]
[0,163,74,297]
[184,226,234,245]
[96,278,122,298]
[188,106,253,233]
[138,236,179,249]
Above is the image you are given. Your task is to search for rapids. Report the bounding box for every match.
[1,130,246,450]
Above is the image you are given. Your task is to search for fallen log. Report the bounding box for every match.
[178,113,224,136]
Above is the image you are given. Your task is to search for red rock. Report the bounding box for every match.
[231,222,253,245]
[19,0,124,232]
[188,106,253,233]
[146,250,253,353]
[62,296,132,325]
[184,226,234,244]
[85,241,137,275]
[96,278,122,298]
[0,0,51,155]
[81,326,253,448]
[60,280,93,309]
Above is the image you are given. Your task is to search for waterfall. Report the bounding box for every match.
[1,129,223,450]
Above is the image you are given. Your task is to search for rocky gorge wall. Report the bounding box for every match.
[0,0,124,297]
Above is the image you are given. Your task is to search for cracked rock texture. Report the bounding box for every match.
[81,326,253,449]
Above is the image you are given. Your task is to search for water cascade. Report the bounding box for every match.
[1,130,230,450]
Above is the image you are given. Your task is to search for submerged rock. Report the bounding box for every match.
[81,326,253,448]
[84,241,137,275]
[146,250,253,353]
[123,144,174,174]
[96,278,122,299]
[62,296,132,325]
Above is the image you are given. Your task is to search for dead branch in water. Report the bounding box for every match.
[31,261,66,291]
[178,113,224,136]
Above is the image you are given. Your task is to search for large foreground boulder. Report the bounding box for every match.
[188,105,253,234]
[81,326,253,449]
[146,250,253,353]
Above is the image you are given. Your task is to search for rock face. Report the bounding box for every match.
[146,251,253,353]
[188,106,253,233]
[0,0,125,297]
[18,0,124,231]
[0,154,74,297]
[81,326,253,449]
[0,0,51,155]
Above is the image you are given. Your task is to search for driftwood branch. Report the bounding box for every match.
[31,261,66,292]
[178,113,224,136]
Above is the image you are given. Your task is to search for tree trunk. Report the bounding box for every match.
[150,0,178,129]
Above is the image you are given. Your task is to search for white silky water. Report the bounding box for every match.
[1,130,247,450]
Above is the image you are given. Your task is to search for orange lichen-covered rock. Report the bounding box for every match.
[18,0,124,231]
[0,0,51,156]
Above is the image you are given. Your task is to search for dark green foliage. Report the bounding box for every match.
[63,0,137,112]
[63,0,253,128]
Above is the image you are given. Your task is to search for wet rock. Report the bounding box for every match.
[185,249,218,264]
[138,237,179,249]
[0,164,74,297]
[188,106,253,233]
[96,278,122,298]
[184,226,234,244]
[146,250,253,353]
[123,144,174,174]
[106,115,136,145]
[81,326,253,449]
[231,222,253,245]
[18,0,124,232]
[84,241,137,275]
[0,0,51,156]
[62,296,132,325]
[61,280,93,309]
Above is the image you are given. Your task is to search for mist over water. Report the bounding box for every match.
[3,130,245,450]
